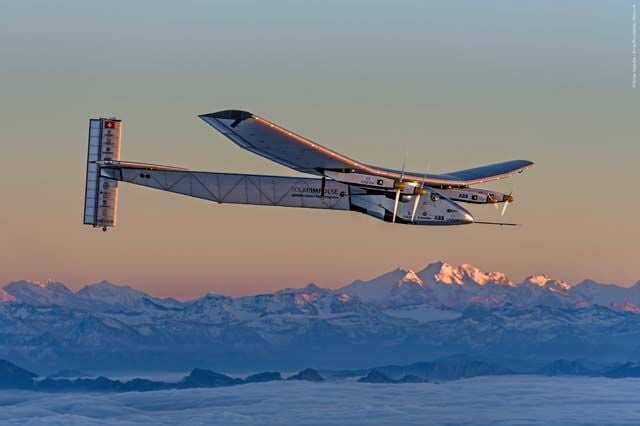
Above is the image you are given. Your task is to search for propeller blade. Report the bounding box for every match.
[392,189,401,223]
[501,200,509,216]
[410,194,421,222]
[392,154,408,223]
[410,167,428,222]
[500,190,514,216]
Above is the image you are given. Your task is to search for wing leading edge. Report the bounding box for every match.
[199,110,356,175]
[200,110,534,187]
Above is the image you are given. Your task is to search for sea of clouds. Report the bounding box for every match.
[1,376,639,425]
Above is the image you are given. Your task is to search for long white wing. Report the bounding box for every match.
[200,110,533,187]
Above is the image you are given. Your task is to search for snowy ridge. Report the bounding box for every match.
[1,280,183,311]
[1,261,639,371]
[2,261,639,313]
[338,261,639,311]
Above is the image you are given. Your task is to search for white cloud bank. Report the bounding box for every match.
[0,376,639,425]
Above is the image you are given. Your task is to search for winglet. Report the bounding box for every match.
[199,110,255,133]
[199,110,253,120]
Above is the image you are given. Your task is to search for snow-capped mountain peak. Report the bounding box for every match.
[398,270,424,287]
[2,280,75,306]
[75,280,185,310]
[524,275,571,292]
[338,261,640,310]
[339,262,519,308]
[459,263,487,283]
[5,279,71,292]
[76,280,148,303]
[432,262,463,285]
[337,268,414,305]
[422,262,513,287]
[526,275,552,287]
[486,272,513,286]
[0,279,183,311]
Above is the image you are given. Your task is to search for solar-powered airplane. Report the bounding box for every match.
[82,110,534,231]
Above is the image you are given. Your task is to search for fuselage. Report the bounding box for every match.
[349,190,474,225]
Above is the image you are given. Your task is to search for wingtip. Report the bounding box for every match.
[199,110,253,120]
[514,160,535,171]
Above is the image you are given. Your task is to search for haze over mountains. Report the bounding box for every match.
[2,261,640,372]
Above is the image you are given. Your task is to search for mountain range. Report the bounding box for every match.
[1,261,639,372]
[0,359,323,392]
[2,355,640,394]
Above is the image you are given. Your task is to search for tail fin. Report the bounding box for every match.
[83,118,122,231]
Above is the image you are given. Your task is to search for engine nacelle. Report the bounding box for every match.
[324,171,415,194]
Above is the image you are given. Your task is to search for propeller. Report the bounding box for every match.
[500,189,515,217]
[410,168,428,222]
[391,156,407,223]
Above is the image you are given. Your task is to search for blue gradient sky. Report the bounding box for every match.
[1,0,638,297]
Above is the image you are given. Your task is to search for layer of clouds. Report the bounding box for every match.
[1,376,640,425]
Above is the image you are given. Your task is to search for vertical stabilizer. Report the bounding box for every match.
[83,118,122,230]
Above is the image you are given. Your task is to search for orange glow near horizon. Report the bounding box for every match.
[1,1,638,298]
